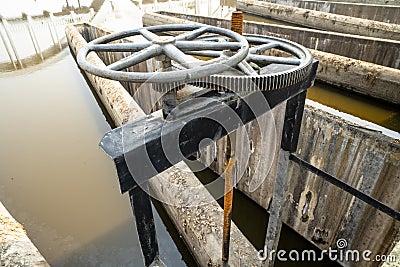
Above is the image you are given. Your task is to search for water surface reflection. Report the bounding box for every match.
[0,50,186,266]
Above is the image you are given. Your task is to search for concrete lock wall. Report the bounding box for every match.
[234,104,400,265]
[260,0,400,24]
[67,22,400,267]
[154,11,400,69]
[236,0,400,41]
[143,12,400,105]
[0,202,49,267]
[319,0,400,7]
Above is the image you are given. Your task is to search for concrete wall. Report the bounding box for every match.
[154,11,400,69]
[261,0,400,24]
[237,0,400,41]
[0,202,49,267]
[320,0,400,6]
[201,99,400,266]
[144,12,400,104]
[235,103,400,266]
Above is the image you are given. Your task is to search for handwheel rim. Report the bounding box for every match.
[77,24,249,83]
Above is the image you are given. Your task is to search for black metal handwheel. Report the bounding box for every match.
[77,24,249,83]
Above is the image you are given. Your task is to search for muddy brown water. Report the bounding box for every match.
[0,50,188,267]
[308,82,400,132]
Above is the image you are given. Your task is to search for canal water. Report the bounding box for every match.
[0,49,188,266]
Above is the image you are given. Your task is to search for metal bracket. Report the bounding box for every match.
[100,61,318,194]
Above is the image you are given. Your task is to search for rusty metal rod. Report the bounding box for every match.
[222,11,243,264]
[222,155,235,262]
[231,11,243,35]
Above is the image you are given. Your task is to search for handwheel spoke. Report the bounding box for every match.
[185,50,223,58]
[238,61,258,76]
[163,44,202,69]
[138,28,159,41]
[250,42,279,54]
[108,45,162,71]
[89,42,152,52]
[196,35,228,43]
[247,54,301,65]
[176,26,210,41]
[176,41,242,51]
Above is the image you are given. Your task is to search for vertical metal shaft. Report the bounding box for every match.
[114,156,159,267]
[129,186,159,267]
[222,153,235,262]
[221,11,244,264]
[230,11,243,35]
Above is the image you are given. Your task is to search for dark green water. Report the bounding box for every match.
[308,82,400,132]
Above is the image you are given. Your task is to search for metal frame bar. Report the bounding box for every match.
[289,154,400,221]
[100,69,316,193]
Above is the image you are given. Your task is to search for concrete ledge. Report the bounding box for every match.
[311,49,400,104]
[323,0,400,6]
[237,0,400,41]
[0,202,49,267]
[261,0,400,24]
[152,11,400,70]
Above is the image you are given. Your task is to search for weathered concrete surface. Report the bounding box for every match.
[143,12,400,104]
[312,49,400,105]
[67,23,261,266]
[262,0,400,24]
[383,239,400,267]
[0,202,49,267]
[150,11,400,69]
[324,0,400,6]
[237,0,400,41]
[267,48,400,105]
[210,101,400,267]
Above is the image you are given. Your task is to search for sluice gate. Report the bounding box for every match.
[66,12,399,267]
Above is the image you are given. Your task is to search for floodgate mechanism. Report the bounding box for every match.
[77,19,319,267]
